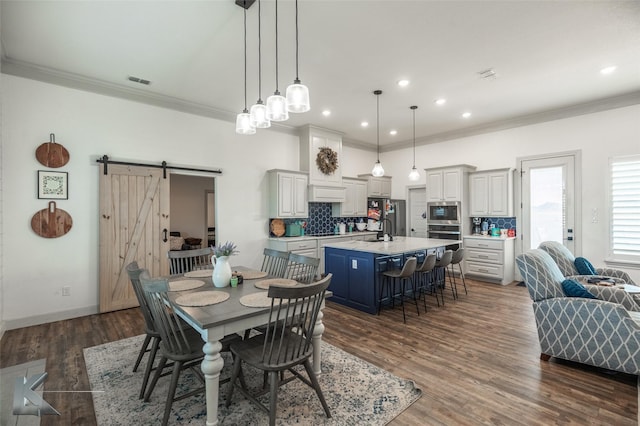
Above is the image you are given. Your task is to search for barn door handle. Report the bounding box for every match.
[162,228,168,243]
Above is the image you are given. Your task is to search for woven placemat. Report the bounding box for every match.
[169,279,205,292]
[184,270,212,278]
[239,292,273,308]
[255,278,297,290]
[175,291,229,307]
[240,270,268,280]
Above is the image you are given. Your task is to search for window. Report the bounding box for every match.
[609,155,640,263]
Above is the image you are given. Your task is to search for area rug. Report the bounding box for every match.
[84,335,421,425]
[0,359,46,426]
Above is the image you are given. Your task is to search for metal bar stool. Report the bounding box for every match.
[449,248,467,296]
[434,250,456,301]
[378,257,418,323]
[415,253,440,311]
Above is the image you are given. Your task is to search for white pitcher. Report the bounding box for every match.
[211,255,232,288]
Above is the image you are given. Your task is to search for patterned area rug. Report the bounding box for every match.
[84,335,421,425]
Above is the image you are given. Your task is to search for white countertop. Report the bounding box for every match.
[269,231,378,242]
[464,234,516,241]
[323,236,461,255]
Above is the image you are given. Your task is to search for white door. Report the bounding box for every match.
[520,153,579,253]
[408,186,427,238]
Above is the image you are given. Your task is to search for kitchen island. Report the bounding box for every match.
[324,237,461,314]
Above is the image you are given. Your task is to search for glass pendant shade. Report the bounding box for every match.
[250,102,270,128]
[266,93,289,121]
[408,166,420,181]
[236,111,255,135]
[372,160,385,177]
[286,82,310,113]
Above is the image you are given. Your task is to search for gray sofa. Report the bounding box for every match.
[516,249,640,375]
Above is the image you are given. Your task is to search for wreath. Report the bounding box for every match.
[316,147,339,175]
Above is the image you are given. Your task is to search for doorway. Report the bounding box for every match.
[170,174,215,248]
[518,151,581,254]
[408,186,427,238]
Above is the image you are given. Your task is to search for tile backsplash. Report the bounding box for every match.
[470,216,517,233]
[274,203,367,235]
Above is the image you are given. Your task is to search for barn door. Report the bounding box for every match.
[99,164,170,312]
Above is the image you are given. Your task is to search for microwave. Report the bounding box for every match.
[427,202,461,224]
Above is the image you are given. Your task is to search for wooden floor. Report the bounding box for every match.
[1,279,637,425]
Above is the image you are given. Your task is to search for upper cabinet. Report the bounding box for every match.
[299,125,343,187]
[469,168,514,217]
[267,170,308,218]
[358,174,392,198]
[425,165,476,202]
[332,177,368,217]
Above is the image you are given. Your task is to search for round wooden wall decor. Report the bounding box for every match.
[35,133,70,168]
[31,201,73,238]
[315,147,338,175]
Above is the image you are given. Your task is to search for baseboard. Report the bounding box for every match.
[3,305,99,331]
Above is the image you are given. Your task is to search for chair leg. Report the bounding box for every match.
[397,278,406,323]
[457,263,468,295]
[409,276,420,316]
[144,356,168,402]
[268,371,279,426]
[133,334,152,372]
[448,265,458,299]
[225,357,243,407]
[140,336,160,399]
[303,359,332,418]
[162,360,183,426]
[419,272,428,312]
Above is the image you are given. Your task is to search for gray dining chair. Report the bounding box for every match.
[260,248,289,278]
[283,253,320,284]
[225,274,333,426]
[167,246,213,274]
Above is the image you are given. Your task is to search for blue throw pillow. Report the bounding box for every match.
[574,257,597,275]
[561,279,597,299]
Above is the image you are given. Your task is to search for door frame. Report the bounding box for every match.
[515,150,582,260]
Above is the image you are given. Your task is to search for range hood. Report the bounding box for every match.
[299,125,346,203]
[308,185,346,203]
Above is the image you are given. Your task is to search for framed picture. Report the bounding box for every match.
[38,170,68,199]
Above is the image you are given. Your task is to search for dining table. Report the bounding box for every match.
[166,266,330,426]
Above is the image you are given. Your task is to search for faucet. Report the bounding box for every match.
[378,218,394,241]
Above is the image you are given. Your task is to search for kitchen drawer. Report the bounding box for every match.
[464,238,503,250]
[466,261,504,278]
[292,248,318,258]
[286,240,318,252]
[467,248,502,264]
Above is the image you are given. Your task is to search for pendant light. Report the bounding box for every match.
[371,90,385,177]
[285,0,310,113]
[408,105,421,181]
[250,0,271,128]
[266,0,289,121]
[236,1,256,135]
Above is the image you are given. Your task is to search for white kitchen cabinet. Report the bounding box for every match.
[463,236,515,285]
[469,168,513,217]
[267,170,308,218]
[358,174,391,198]
[332,177,367,217]
[425,165,475,202]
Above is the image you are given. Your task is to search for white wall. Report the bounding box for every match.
[1,74,302,328]
[381,104,640,283]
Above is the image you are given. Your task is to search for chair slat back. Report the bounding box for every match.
[167,247,213,275]
[261,248,289,278]
[261,274,332,367]
[140,274,194,356]
[126,262,157,334]
[284,253,320,284]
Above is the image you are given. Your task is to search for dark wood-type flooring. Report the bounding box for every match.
[1,279,637,425]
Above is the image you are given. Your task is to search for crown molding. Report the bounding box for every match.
[0,57,300,136]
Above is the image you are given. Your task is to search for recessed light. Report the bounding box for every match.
[397,79,410,87]
[435,98,446,106]
[600,66,617,75]
[322,110,331,117]
[389,130,397,136]
[361,121,369,127]
[462,112,472,119]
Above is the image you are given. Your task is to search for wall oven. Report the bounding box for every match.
[428,224,462,251]
[427,202,461,224]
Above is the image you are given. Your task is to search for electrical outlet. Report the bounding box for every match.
[591,207,598,223]
[351,259,358,269]
[62,286,71,296]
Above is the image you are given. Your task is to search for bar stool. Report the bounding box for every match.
[414,253,440,311]
[434,250,456,300]
[378,257,418,323]
[449,248,467,297]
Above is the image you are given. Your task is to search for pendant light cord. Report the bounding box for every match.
[274,0,279,93]
[243,2,248,112]
[294,0,300,83]
[376,93,380,162]
[412,107,416,167]
[258,0,263,102]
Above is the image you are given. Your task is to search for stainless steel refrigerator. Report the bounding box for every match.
[367,198,407,239]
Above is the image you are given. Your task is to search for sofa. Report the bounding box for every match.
[516,249,640,375]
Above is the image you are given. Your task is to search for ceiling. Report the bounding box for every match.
[2,0,640,151]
